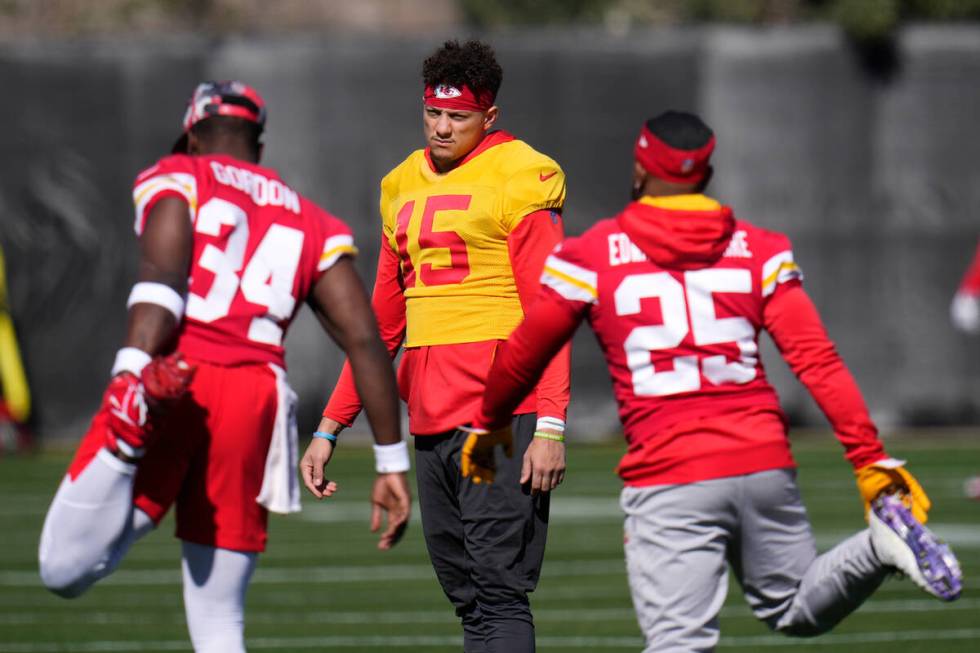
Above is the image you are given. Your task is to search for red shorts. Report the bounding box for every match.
[67,360,280,552]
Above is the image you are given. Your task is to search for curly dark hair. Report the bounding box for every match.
[422,39,503,98]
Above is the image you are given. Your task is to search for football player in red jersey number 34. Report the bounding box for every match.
[38,81,410,653]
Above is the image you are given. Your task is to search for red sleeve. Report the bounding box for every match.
[477,287,584,430]
[958,239,980,295]
[322,234,406,426]
[763,284,886,469]
[507,209,571,424]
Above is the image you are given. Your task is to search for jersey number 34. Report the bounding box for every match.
[185,197,303,346]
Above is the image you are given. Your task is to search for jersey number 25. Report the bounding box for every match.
[615,269,758,397]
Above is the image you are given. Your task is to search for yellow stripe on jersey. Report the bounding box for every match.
[132,173,197,235]
[541,254,598,304]
[318,235,357,272]
[761,250,802,297]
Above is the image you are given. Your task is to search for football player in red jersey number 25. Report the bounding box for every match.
[465,111,962,652]
[38,81,410,653]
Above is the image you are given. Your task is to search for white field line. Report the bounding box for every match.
[0,598,977,627]
[2,629,980,652]
[248,495,980,550]
[0,559,626,587]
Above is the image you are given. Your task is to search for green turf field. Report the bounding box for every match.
[1,432,977,652]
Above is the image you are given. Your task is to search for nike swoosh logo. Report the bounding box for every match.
[539,170,558,182]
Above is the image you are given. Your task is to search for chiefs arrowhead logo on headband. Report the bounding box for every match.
[424,83,495,112]
[435,84,463,99]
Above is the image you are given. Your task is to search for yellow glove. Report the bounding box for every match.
[460,425,514,484]
[855,458,931,523]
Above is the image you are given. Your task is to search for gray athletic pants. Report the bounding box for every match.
[414,414,548,653]
[621,468,888,652]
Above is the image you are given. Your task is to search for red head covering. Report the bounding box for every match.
[172,80,266,154]
[634,124,715,185]
[423,83,495,113]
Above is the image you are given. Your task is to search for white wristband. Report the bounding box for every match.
[536,416,566,433]
[373,441,410,473]
[111,347,152,377]
[127,282,185,321]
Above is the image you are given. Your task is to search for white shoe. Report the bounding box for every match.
[869,494,962,601]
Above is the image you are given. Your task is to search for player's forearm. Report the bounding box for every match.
[123,304,179,355]
[533,342,571,425]
[764,285,885,467]
[346,332,401,445]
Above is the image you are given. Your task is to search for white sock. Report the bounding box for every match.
[182,542,257,653]
[39,449,154,597]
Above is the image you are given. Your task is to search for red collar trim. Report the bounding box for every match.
[423,130,515,174]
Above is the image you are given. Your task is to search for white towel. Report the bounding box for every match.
[256,364,301,514]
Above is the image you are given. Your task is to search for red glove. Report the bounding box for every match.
[105,353,195,459]
[142,353,196,404]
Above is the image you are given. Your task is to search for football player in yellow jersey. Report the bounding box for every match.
[301,39,571,652]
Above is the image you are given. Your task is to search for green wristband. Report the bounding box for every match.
[533,430,565,443]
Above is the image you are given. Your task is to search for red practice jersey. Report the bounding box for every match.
[479,195,885,486]
[132,154,356,368]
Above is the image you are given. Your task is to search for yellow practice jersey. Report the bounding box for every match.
[380,132,566,346]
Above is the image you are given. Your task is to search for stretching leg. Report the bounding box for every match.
[39,448,155,597]
[733,469,887,636]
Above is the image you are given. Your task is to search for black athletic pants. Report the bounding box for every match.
[414,413,550,653]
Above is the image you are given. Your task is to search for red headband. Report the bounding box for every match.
[423,83,495,112]
[634,124,715,184]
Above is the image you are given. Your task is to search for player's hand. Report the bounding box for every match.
[370,472,411,550]
[300,437,339,500]
[103,372,150,448]
[103,353,195,458]
[521,432,566,495]
[141,353,195,407]
[855,458,931,523]
[460,425,514,484]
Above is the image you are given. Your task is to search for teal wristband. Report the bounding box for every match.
[313,430,338,443]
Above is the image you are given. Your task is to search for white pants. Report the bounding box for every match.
[39,447,257,652]
[621,468,888,653]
